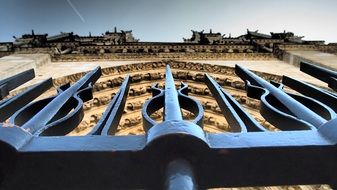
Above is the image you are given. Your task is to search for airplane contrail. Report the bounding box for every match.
[66,0,86,23]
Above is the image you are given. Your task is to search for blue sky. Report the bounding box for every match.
[1,0,337,43]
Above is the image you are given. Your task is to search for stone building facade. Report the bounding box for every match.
[0,29,336,190]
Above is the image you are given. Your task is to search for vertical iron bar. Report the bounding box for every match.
[88,75,130,135]
[282,75,337,112]
[0,69,35,99]
[164,65,182,121]
[300,62,337,84]
[164,159,197,190]
[0,78,53,122]
[205,73,266,132]
[236,65,327,128]
[22,67,101,134]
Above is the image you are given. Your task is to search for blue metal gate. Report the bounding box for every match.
[0,62,336,189]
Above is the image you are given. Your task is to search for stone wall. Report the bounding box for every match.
[0,53,50,80]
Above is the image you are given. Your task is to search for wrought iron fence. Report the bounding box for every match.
[0,62,336,189]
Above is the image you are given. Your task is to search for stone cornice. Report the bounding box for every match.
[52,52,275,61]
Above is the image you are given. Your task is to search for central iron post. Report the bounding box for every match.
[164,159,197,190]
[162,65,198,190]
[164,65,183,121]
[142,65,208,189]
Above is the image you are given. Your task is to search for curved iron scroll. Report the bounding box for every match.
[142,65,204,131]
[235,64,328,129]
[205,73,266,132]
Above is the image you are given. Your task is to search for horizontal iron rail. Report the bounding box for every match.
[0,129,336,189]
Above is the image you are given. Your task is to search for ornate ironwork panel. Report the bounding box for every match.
[0,62,336,189]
